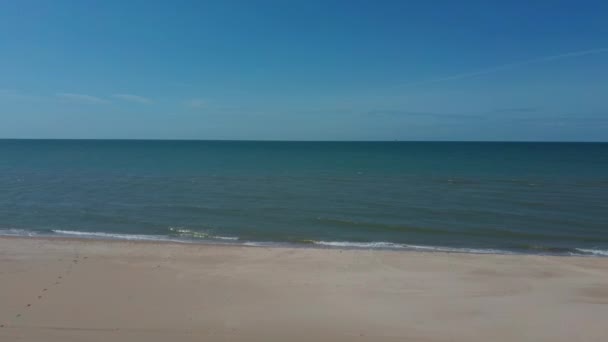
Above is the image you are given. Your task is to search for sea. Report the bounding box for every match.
[1,139,607,256]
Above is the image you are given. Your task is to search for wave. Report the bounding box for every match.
[575,248,608,256]
[52,230,189,243]
[53,229,239,242]
[242,241,284,247]
[313,217,600,243]
[167,227,238,241]
[1,228,606,257]
[0,228,41,237]
[312,240,512,254]
[313,241,404,249]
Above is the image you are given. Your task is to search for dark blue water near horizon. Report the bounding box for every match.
[1,139,607,256]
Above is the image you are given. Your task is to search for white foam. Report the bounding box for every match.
[1,227,238,244]
[313,240,510,254]
[314,241,405,249]
[403,244,510,254]
[242,242,263,246]
[214,236,239,241]
[168,227,238,241]
[242,241,282,247]
[3,228,602,257]
[0,228,40,237]
[51,230,188,243]
[575,248,608,256]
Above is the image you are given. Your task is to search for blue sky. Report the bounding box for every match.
[1,1,607,141]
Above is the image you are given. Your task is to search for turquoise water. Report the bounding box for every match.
[1,139,607,256]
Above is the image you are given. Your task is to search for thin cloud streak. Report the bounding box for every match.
[367,109,480,119]
[56,93,108,104]
[493,107,540,113]
[185,98,207,108]
[113,94,152,104]
[396,47,608,88]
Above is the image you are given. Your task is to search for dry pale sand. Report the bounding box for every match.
[1,237,607,342]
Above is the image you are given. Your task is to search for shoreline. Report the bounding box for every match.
[1,232,606,258]
[2,236,608,341]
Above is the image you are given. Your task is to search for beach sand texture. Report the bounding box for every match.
[1,237,607,341]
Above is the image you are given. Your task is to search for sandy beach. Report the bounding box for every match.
[1,237,607,342]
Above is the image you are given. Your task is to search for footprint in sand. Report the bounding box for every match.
[17,255,83,318]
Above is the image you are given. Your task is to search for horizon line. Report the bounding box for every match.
[0,138,606,143]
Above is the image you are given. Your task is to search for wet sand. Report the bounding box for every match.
[1,236,607,342]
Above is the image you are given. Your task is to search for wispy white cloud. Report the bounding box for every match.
[493,107,539,114]
[56,93,108,104]
[170,81,194,87]
[185,98,207,108]
[367,109,480,119]
[397,47,608,87]
[112,94,152,104]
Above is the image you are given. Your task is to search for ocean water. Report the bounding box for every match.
[1,139,607,256]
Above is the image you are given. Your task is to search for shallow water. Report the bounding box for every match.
[1,140,607,256]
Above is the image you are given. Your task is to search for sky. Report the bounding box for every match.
[1,0,607,141]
